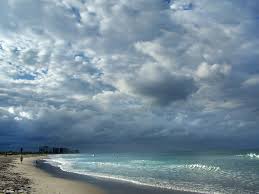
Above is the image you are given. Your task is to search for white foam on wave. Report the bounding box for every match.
[165,163,221,173]
[43,157,73,170]
[246,153,259,159]
[237,153,259,159]
[185,164,221,172]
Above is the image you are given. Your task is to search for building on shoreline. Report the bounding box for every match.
[39,146,79,154]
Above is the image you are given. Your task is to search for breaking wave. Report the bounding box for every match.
[237,153,259,159]
[184,164,221,172]
[42,153,259,194]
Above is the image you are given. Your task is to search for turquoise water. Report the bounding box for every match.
[45,151,259,194]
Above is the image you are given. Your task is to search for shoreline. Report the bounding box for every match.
[1,155,199,194]
[36,157,198,194]
[13,155,106,194]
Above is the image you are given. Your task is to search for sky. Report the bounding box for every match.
[0,0,259,151]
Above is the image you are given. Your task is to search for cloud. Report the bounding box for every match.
[0,0,259,150]
[196,62,231,79]
[129,65,198,105]
[242,75,259,87]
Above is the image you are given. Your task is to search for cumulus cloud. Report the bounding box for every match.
[129,65,198,105]
[196,62,231,79]
[242,75,259,87]
[0,0,259,150]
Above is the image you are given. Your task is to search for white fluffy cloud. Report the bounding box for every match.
[243,75,259,87]
[196,62,231,79]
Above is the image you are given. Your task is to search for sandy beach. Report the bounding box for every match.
[0,155,106,194]
[0,155,197,194]
[0,155,31,194]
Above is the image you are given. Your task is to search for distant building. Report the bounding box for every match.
[74,149,80,153]
[52,147,60,154]
[39,146,53,154]
[39,146,79,154]
[60,147,69,154]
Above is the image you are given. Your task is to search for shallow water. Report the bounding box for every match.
[44,151,259,194]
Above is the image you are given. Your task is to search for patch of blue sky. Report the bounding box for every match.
[183,3,194,10]
[13,68,48,80]
[74,52,89,60]
[14,73,37,80]
[70,6,81,23]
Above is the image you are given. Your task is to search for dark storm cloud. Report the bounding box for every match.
[131,72,197,105]
[0,0,259,150]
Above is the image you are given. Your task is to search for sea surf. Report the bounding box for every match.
[43,151,259,194]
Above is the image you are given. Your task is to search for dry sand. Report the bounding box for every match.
[0,155,31,193]
[1,155,106,194]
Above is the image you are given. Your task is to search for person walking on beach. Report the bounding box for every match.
[20,147,23,163]
[20,155,23,163]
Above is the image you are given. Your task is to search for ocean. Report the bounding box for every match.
[44,151,259,194]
